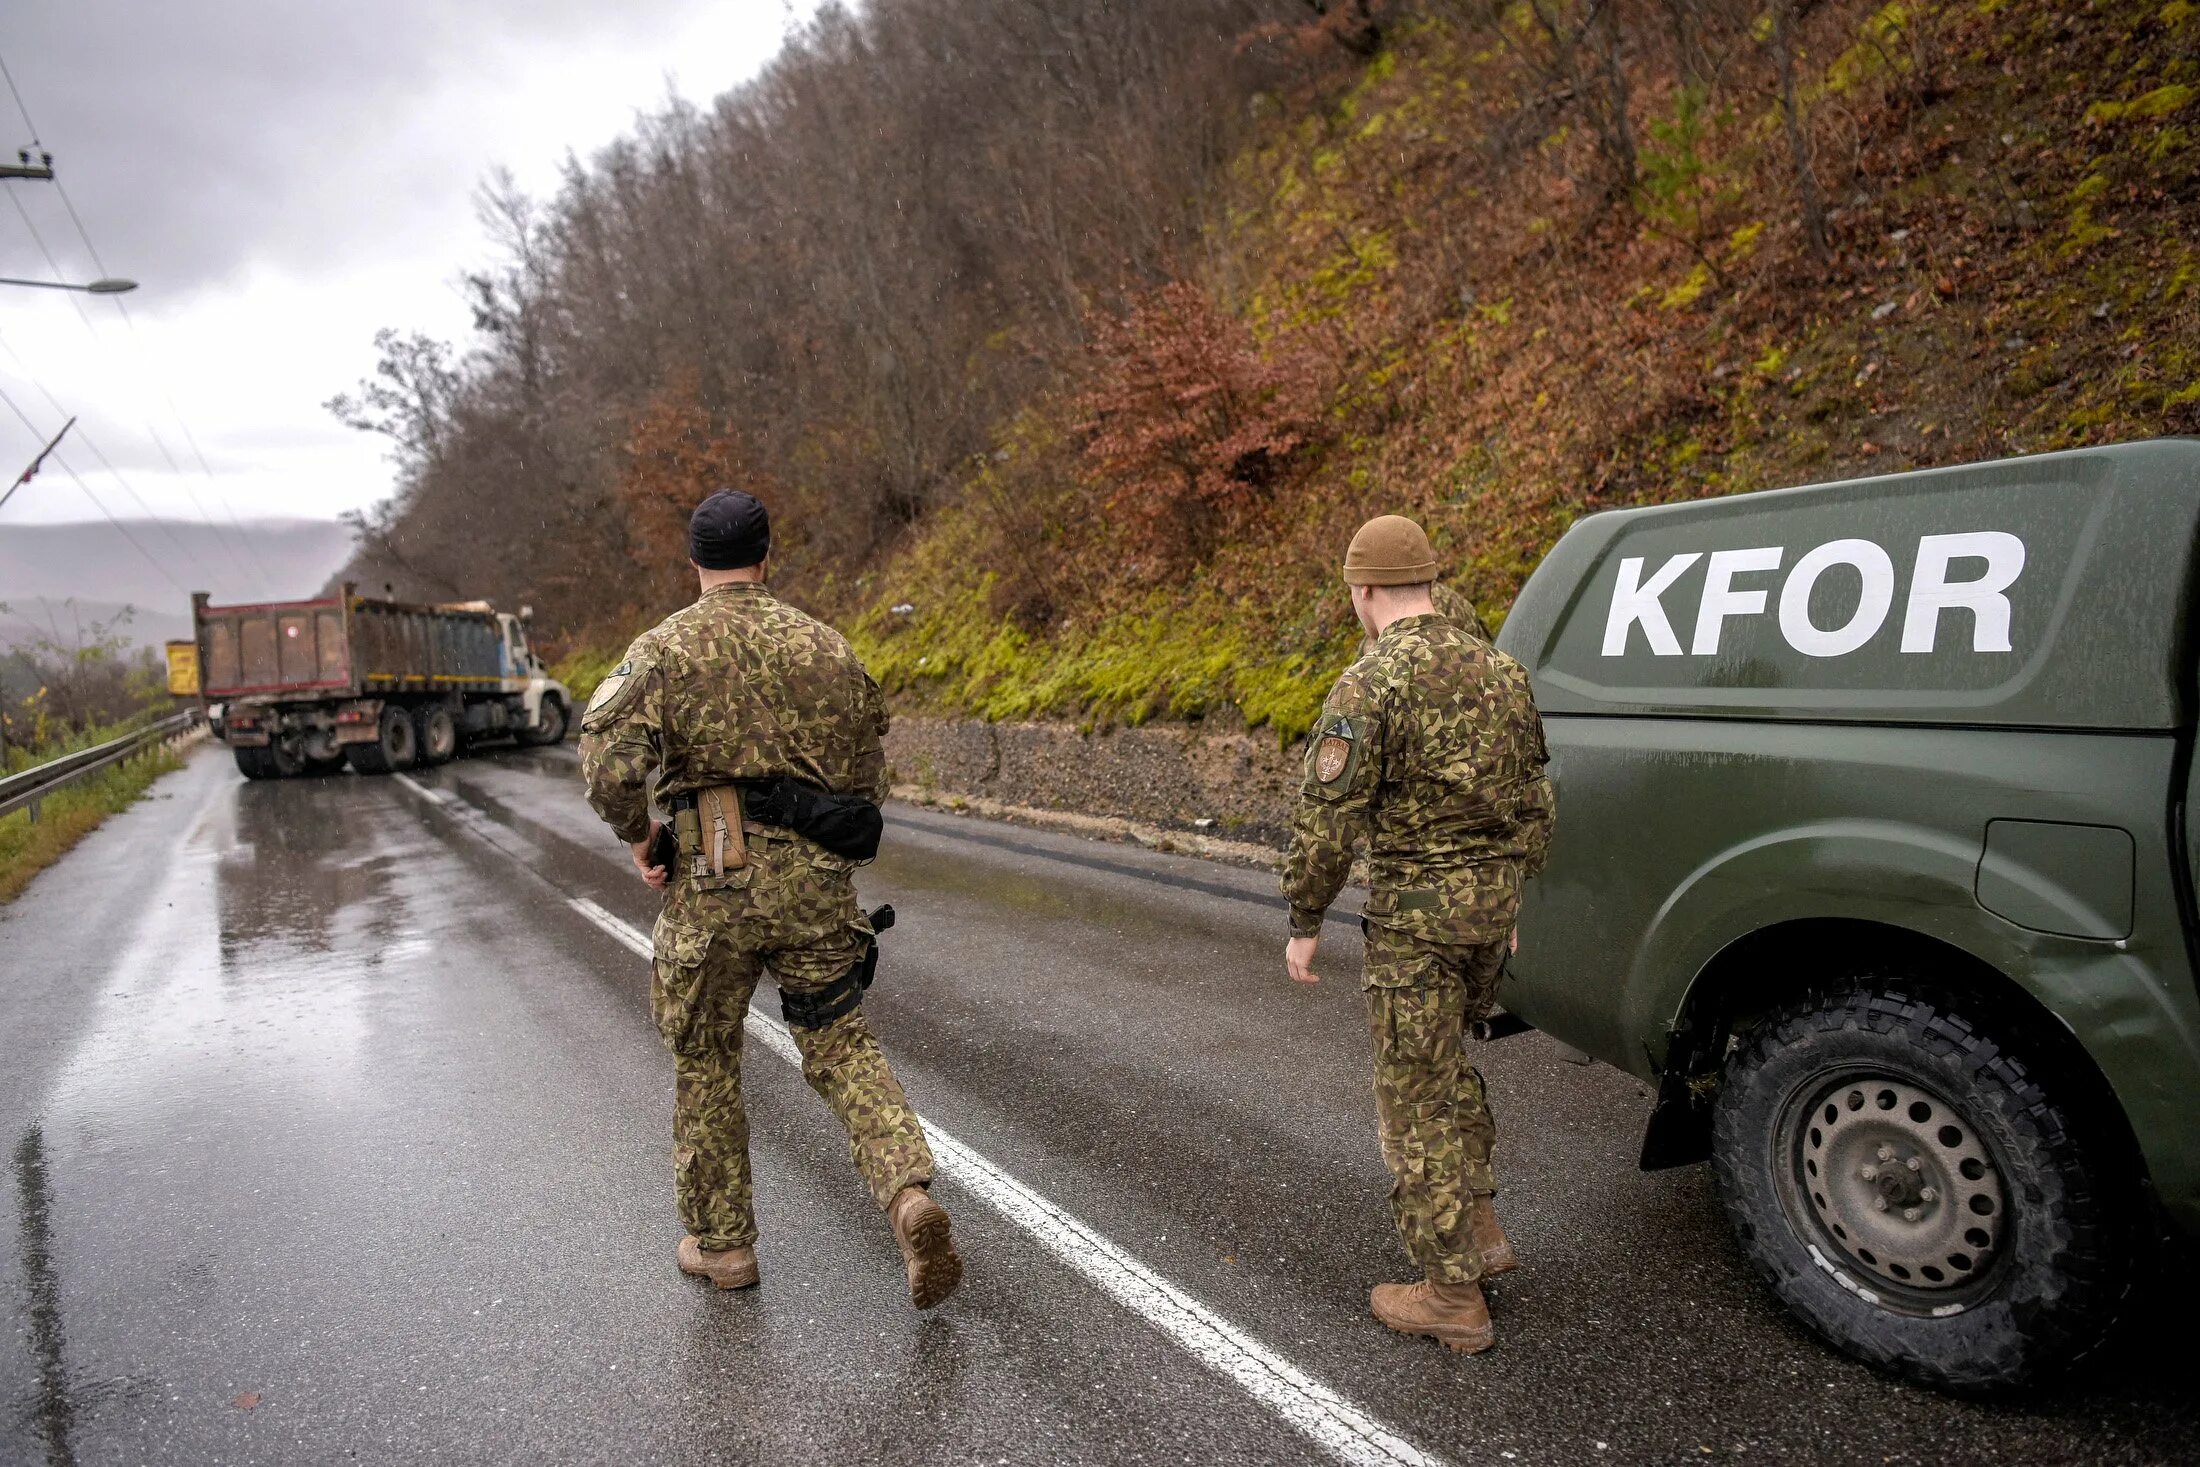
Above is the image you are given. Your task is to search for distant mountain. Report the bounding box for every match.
[0,518,357,641]
[0,597,195,654]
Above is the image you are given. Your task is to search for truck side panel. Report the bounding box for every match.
[350,601,502,693]
[1508,715,2200,1229]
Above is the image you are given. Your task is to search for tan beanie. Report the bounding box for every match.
[1342,515,1439,586]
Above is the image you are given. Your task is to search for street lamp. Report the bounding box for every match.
[0,275,137,294]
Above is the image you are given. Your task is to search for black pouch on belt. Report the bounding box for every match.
[741,776,884,862]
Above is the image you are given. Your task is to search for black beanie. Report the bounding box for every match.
[689,489,770,570]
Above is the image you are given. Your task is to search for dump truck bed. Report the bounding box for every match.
[194,591,506,702]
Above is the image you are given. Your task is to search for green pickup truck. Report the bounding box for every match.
[1495,438,2199,1390]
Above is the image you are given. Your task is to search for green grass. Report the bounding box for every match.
[0,740,186,903]
[551,646,624,706]
[851,580,1351,746]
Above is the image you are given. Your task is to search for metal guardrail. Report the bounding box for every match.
[0,710,200,822]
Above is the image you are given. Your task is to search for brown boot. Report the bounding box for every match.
[887,1185,963,1310]
[1469,1195,1518,1279]
[1370,1275,1495,1353]
[677,1236,760,1290]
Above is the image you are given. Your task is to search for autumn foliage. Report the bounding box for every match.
[330,0,2199,742]
[617,378,766,611]
[1077,284,1324,578]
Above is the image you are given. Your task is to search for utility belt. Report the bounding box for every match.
[665,776,884,866]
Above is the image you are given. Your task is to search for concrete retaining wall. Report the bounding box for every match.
[885,714,1303,848]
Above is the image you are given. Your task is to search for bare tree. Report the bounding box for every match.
[1770,0,1831,264]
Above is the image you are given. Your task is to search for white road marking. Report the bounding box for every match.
[392,773,449,804]
[563,894,1445,1467]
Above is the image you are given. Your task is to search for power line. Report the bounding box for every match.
[1,44,277,593]
[0,328,229,588]
[3,184,97,332]
[51,187,280,592]
[0,50,40,146]
[2,156,271,592]
[0,380,188,597]
[0,326,256,588]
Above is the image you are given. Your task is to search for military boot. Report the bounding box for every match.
[1469,1195,1518,1278]
[887,1185,963,1310]
[1369,1275,1495,1353]
[677,1236,760,1290]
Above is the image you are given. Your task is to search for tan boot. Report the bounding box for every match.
[887,1185,963,1310]
[677,1236,760,1290]
[1370,1275,1495,1353]
[1469,1195,1518,1279]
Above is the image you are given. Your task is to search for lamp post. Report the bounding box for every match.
[0,276,137,294]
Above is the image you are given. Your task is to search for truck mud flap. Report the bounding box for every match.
[1639,1025,1722,1171]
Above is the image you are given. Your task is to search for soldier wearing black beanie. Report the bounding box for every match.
[689,488,771,570]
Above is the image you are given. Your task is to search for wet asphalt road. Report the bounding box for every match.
[2,744,2195,1467]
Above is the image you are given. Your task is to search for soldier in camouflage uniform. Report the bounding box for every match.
[1282,514,1554,1354]
[580,488,962,1309]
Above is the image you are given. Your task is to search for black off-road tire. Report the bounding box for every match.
[233,742,301,780]
[345,706,418,775]
[413,704,459,766]
[517,696,567,747]
[1710,983,2134,1393]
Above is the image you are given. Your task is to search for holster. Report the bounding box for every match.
[780,905,896,1030]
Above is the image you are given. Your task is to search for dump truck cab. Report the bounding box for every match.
[1495,438,2200,1390]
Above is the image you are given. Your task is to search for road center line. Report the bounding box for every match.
[392,773,449,804]
[564,894,1446,1467]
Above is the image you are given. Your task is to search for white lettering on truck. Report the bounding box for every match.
[1691,547,1784,655]
[1899,531,2026,654]
[1602,531,2025,658]
[1780,538,1896,657]
[1602,552,1701,656]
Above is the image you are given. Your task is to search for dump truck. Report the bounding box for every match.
[1494,437,2200,1390]
[192,585,573,779]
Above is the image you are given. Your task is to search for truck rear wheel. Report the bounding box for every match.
[234,742,301,780]
[346,706,417,775]
[1711,984,2133,1392]
[413,705,458,766]
[517,696,566,747]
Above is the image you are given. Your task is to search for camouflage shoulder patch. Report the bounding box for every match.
[1302,711,1367,802]
[1315,734,1352,783]
[581,648,654,732]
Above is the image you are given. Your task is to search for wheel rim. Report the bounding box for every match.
[1775,1072,2009,1310]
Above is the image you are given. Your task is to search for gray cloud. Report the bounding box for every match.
[3,0,786,308]
[0,0,804,548]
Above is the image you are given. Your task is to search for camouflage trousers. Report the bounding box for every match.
[650,839,933,1251]
[1362,922,1507,1285]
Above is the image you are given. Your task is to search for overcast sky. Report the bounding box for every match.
[0,0,813,551]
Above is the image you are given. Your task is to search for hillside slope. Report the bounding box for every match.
[844,0,2198,748]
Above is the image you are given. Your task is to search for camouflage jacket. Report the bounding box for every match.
[1358,583,1491,657]
[579,583,890,846]
[1283,612,1555,946]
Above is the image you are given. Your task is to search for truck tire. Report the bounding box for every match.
[346,706,417,775]
[517,696,567,747]
[1711,983,2133,1392]
[413,705,458,766]
[234,742,301,780]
